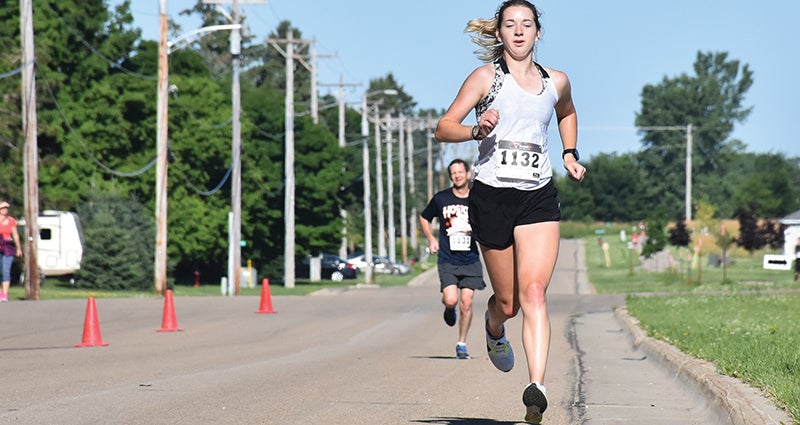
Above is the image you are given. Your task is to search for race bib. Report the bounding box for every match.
[449,233,471,251]
[496,140,543,182]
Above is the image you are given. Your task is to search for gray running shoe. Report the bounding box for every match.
[484,310,514,372]
[522,382,548,424]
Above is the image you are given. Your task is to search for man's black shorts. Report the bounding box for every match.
[468,179,561,250]
[438,261,486,292]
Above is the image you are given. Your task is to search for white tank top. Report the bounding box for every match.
[472,59,559,191]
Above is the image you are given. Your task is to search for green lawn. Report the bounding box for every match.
[626,293,800,421]
[6,260,431,300]
[585,237,798,293]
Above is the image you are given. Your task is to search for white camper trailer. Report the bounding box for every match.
[17,210,84,277]
[37,210,84,276]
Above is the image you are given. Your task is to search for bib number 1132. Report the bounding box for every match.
[497,140,542,181]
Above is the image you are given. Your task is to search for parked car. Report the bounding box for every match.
[347,254,412,275]
[296,253,359,281]
[391,260,412,275]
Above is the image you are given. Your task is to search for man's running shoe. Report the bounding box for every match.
[456,343,470,359]
[485,310,514,372]
[443,306,456,327]
[522,382,548,424]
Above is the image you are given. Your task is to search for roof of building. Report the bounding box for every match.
[781,208,800,224]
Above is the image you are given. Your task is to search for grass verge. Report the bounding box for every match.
[6,261,431,300]
[626,294,800,421]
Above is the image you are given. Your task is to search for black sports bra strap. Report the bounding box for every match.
[497,57,511,74]
[496,57,550,79]
[534,62,550,79]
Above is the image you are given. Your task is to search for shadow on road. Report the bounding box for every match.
[408,355,464,360]
[412,417,521,425]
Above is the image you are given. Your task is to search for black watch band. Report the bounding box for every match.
[562,148,580,161]
[471,125,483,140]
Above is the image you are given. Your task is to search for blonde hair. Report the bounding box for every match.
[465,18,502,63]
[465,0,542,63]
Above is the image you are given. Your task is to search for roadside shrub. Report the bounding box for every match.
[73,192,154,290]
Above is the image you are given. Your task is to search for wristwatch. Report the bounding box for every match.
[471,125,484,140]
[562,148,580,161]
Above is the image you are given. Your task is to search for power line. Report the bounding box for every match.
[0,64,26,79]
[171,162,232,196]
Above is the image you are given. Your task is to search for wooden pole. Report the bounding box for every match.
[154,0,169,295]
[21,0,40,299]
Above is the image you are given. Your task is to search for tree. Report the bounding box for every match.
[74,191,154,290]
[0,0,142,206]
[714,223,737,283]
[734,206,765,255]
[635,51,753,218]
[732,153,797,218]
[573,153,645,222]
[760,219,786,251]
[668,214,691,248]
[641,218,667,259]
[1,0,436,287]
[555,173,595,222]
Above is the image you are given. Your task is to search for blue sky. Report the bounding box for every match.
[119,1,798,165]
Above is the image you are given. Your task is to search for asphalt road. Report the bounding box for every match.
[0,239,791,424]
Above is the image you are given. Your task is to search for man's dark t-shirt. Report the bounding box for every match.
[420,188,480,266]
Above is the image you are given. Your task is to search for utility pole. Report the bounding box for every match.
[21,0,40,300]
[281,31,297,289]
[293,39,335,124]
[203,0,248,295]
[267,31,312,288]
[229,0,243,295]
[200,0,265,294]
[203,0,244,295]
[639,124,693,221]
[320,77,360,259]
[439,143,446,191]
[398,114,407,264]
[310,41,318,124]
[154,0,169,295]
[685,124,693,222]
[406,118,418,257]
[375,114,386,258]
[316,76,361,149]
[386,111,396,263]
[285,32,295,288]
[426,113,434,200]
[360,98,374,285]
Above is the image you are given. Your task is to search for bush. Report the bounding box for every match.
[74,192,154,290]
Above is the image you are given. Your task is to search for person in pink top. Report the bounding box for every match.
[0,200,22,302]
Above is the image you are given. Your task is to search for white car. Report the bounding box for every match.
[347,254,411,275]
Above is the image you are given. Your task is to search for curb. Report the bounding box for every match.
[614,306,793,425]
[406,267,438,287]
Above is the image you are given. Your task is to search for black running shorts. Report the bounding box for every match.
[468,179,561,250]
[438,261,486,292]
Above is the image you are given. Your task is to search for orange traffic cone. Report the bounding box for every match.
[156,289,183,332]
[75,297,109,347]
[255,278,276,314]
